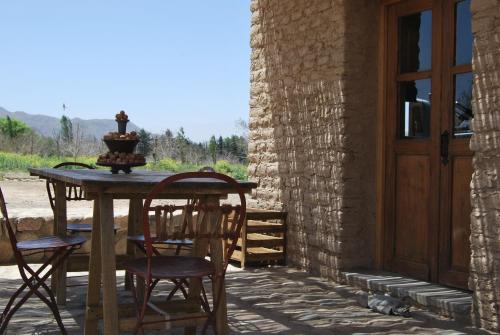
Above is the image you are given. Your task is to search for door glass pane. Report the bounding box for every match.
[399,79,431,138]
[454,72,473,137]
[399,10,432,73]
[455,0,472,65]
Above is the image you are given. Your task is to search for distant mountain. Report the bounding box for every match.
[0,107,141,139]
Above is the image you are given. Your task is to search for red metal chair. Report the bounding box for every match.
[127,167,214,298]
[123,171,246,334]
[0,186,86,334]
[47,161,120,232]
[46,162,95,233]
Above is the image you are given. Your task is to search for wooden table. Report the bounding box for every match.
[29,168,256,335]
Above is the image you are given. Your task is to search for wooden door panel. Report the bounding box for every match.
[394,155,430,264]
[436,0,473,289]
[383,0,472,289]
[450,156,472,271]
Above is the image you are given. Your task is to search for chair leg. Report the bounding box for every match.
[0,248,74,333]
[28,278,67,334]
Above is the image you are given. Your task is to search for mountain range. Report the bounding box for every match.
[0,107,140,139]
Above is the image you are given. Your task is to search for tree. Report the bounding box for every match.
[175,127,189,163]
[208,135,217,164]
[217,136,224,155]
[60,115,73,143]
[235,118,249,139]
[0,116,29,139]
[137,129,153,156]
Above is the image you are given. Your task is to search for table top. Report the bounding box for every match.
[29,168,257,196]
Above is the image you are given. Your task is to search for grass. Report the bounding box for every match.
[0,152,248,180]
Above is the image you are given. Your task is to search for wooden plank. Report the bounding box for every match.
[376,0,389,270]
[240,215,247,269]
[207,196,229,335]
[246,209,287,221]
[29,169,257,194]
[231,248,284,263]
[125,198,143,290]
[119,312,207,332]
[67,254,132,272]
[87,300,201,319]
[53,182,67,305]
[237,233,284,248]
[100,194,119,335]
[247,220,285,233]
[84,201,102,335]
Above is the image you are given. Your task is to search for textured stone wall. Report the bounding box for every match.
[248,0,378,279]
[0,216,129,264]
[469,0,500,331]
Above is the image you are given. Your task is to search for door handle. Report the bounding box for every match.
[441,130,449,165]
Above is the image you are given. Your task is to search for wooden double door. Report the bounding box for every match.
[383,0,473,289]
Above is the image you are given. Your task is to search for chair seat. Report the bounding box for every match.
[17,235,86,251]
[128,234,193,246]
[67,223,119,233]
[123,256,215,279]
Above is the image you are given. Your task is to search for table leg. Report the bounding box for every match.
[210,237,228,335]
[125,198,143,291]
[52,182,67,305]
[100,194,119,335]
[84,201,102,335]
[208,195,228,335]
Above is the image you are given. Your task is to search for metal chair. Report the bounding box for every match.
[46,162,95,233]
[127,167,215,298]
[47,161,120,233]
[0,186,86,334]
[123,171,246,334]
[128,166,215,256]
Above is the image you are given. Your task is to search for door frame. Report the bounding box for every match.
[374,0,473,282]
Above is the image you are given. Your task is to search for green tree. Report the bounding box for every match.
[137,129,153,156]
[175,127,189,163]
[208,135,217,164]
[60,115,73,143]
[0,116,29,139]
[217,136,224,155]
[230,135,239,157]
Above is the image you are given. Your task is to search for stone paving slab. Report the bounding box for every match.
[342,271,473,323]
[0,266,493,335]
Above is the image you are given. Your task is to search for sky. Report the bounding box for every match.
[0,1,251,142]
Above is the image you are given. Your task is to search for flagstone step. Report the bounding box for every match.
[341,270,472,324]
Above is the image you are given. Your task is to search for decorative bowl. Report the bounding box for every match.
[103,139,139,154]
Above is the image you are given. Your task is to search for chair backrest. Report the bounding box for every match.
[0,187,20,254]
[46,162,94,211]
[142,172,246,269]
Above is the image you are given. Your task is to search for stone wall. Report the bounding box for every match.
[248,0,378,279]
[0,216,129,264]
[469,0,500,331]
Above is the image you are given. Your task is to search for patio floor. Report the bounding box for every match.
[0,265,491,335]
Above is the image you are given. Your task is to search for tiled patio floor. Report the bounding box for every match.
[0,265,492,335]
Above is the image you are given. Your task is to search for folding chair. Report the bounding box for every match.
[46,162,96,233]
[0,186,86,334]
[123,171,246,334]
[127,167,215,298]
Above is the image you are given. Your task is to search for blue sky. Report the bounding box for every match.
[0,1,251,142]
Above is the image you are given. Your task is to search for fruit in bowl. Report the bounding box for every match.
[103,139,139,154]
[97,152,145,165]
[103,131,138,141]
[116,110,129,121]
